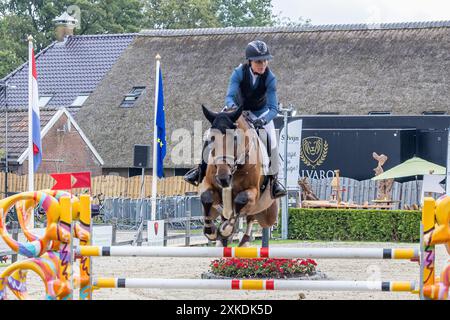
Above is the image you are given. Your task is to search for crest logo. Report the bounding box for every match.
[300,136,328,169]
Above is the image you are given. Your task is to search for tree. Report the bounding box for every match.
[213,0,274,27]
[144,0,220,29]
[143,0,276,29]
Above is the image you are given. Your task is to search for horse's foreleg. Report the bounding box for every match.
[239,216,255,247]
[234,188,258,214]
[201,189,220,241]
[218,188,258,242]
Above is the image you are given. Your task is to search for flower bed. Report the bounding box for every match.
[209,258,318,279]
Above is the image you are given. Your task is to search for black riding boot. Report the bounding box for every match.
[270,175,287,199]
[184,142,209,186]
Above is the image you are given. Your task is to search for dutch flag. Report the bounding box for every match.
[29,36,42,174]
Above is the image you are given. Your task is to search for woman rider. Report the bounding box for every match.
[184,40,287,199]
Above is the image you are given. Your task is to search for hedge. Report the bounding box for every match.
[287,208,421,243]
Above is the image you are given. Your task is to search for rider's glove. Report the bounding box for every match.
[222,104,236,111]
[253,118,267,129]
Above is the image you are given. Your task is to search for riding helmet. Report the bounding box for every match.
[245,40,273,61]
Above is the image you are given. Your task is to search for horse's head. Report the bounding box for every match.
[202,105,243,188]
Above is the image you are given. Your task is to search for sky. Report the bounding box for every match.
[271,0,450,25]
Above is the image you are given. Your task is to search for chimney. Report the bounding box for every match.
[53,12,77,42]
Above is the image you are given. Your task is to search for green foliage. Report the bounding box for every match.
[288,208,421,243]
[213,0,274,27]
[145,0,220,29]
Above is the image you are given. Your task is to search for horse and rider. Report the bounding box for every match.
[184,40,287,246]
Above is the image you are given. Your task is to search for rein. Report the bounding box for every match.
[211,114,258,175]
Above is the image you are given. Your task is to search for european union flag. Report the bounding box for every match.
[155,65,166,178]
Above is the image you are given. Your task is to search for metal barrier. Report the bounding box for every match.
[101,196,202,230]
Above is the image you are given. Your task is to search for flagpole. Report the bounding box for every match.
[28,35,34,193]
[151,54,161,221]
[27,35,34,229]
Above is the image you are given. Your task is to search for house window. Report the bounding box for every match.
[38,95,53,107]
[71,93,90,107]
[120,87,146,107]
[422,111,446,115]
[368,111,392,115]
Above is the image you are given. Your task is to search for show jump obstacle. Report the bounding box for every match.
[0,190,448,300]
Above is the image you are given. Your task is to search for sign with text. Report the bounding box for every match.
[91,225,113,246]
[72,226,112,246]
[278,119,303,188]
[147,220,165,246]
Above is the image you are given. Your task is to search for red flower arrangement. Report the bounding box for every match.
[209,258,317,279]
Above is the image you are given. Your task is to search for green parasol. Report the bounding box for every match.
[372,157,446,180]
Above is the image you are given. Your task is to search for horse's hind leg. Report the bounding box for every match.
[239,215,255,247]
[255,200,278,228]
[201,189,220,241]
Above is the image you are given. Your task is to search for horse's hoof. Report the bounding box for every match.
[219,222,234,238]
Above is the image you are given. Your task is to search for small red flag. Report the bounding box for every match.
[71,172,91,189]
[50,173,72,190]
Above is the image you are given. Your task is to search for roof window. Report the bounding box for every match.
[38,95,53,108]
[317,112,340,115]
[71,93,90,107]
[422,111,446,115]
[120,87,146,107]
[368,111,392,115]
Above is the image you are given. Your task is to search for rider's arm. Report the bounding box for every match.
[262,74,278,123]
[225,66,243,108]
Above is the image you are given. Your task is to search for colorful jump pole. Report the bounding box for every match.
[93,278,416,292]
[78,246,419,260]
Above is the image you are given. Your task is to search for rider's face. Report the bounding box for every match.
[250,60,268,75]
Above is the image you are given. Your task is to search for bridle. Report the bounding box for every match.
[210,117,257,176]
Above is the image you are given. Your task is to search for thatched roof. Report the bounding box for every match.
[75,21,450,168]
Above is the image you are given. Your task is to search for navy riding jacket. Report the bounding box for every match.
[225,64,279,123]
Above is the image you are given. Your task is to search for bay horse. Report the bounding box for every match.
[199,105,278,247]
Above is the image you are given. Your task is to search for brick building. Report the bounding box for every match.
[0,108,103,175]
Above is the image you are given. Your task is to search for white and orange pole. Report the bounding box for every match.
[93,278,416,292]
